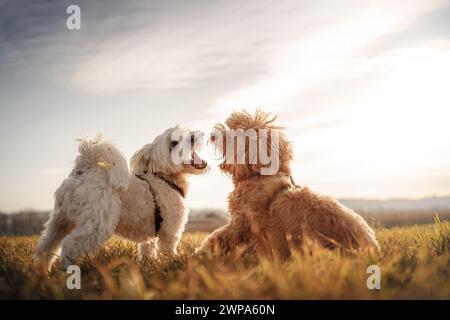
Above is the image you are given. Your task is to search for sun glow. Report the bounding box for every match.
[290,44,450,198]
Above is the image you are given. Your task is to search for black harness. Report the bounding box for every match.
[135,172,185,235]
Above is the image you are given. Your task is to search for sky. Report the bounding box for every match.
[0,0,449,212]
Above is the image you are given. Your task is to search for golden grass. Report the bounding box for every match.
[0,219,449,299]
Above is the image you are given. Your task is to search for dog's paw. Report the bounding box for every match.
[31,254,51,275]
[50,256,74,272]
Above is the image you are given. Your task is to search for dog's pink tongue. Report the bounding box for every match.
[192,152,206,166]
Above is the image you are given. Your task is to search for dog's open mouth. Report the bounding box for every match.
[190,151,208,170]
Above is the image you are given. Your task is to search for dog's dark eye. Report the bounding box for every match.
[170,140,179,150]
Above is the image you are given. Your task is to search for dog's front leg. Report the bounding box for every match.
[137,238,159,261]
[197,219,247,256]
[158,231,181,256]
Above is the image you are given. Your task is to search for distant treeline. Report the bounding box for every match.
[0,209,449,236]
[0,211,49,236]
[360,210,450,228]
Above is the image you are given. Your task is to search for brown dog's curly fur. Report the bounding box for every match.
[199,110,379,258]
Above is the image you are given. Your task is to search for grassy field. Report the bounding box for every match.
[0,218,449,299]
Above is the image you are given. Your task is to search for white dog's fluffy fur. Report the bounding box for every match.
[34,127,207,271]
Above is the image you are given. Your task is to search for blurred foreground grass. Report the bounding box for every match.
[0,219,449,299]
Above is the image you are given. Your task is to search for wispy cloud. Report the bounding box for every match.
[210,0,447,117]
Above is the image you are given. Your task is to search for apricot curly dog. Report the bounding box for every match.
[199,110,379,258]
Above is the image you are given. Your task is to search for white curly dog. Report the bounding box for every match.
[34,127,207,271]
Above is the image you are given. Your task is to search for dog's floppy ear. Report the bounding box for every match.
[130,143,153,173]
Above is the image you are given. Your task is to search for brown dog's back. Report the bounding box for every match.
[269,184,379,252]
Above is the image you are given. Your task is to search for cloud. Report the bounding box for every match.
[209,0,447,117]
[1,0,447,97]
[66,1,288,92]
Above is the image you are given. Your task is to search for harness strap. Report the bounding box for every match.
[154,173,185,198]
[289,175,298,187]
[135,173,164,235]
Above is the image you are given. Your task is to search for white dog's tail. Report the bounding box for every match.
[76,133,104,165]
[75,134,130,191]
